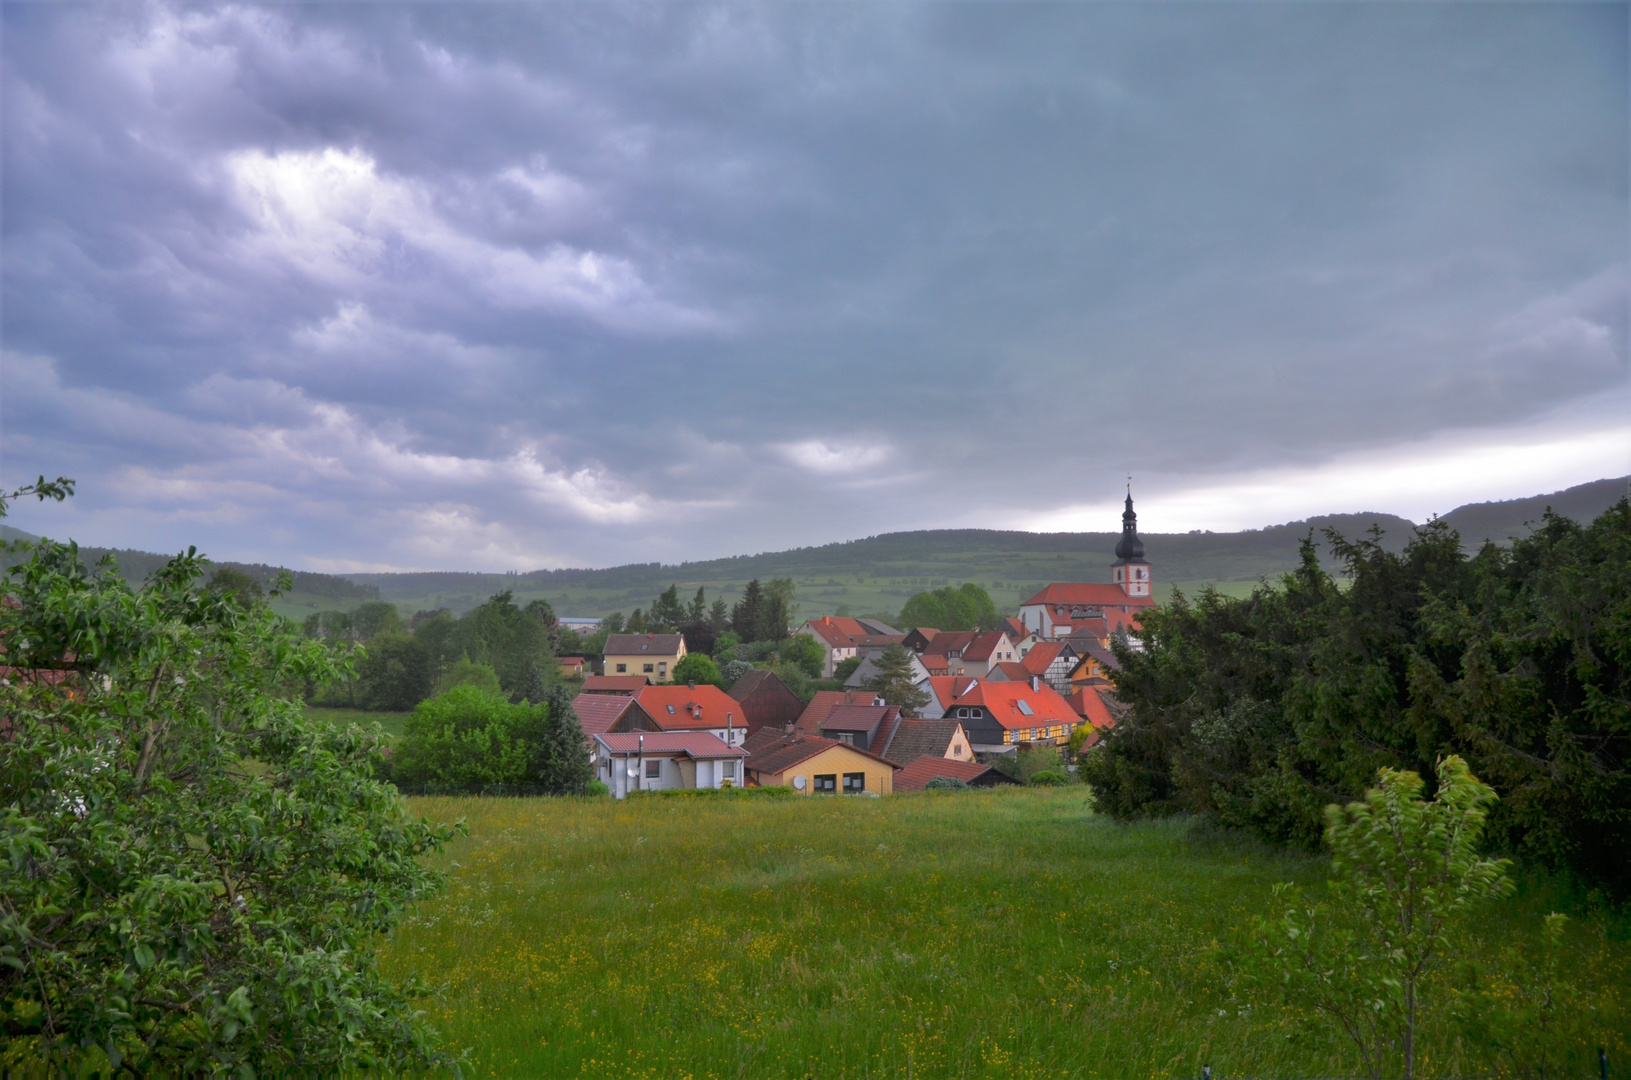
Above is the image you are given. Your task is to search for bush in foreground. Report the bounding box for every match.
[0,540,457,1073]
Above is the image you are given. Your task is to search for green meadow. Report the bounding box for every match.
[304,705,413,739]
[381,789,1630,1079]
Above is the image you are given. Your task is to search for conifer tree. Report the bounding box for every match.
[866,643,931,717]
[732,579,765,641]
[520,657,548,705]
[540,685,594,795]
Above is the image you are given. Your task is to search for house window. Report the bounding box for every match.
[957,708,969,719]
[843,772,866,793]
[953,744,963,757]
[720,761,737,783]
[658,662,668,676]
[645,759,661,779]
[814,773,837,794]
[643,663,655,673]
[616,663,627,673]
[836,732,855,746]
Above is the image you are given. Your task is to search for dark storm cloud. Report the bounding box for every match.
[3,3,1625,570]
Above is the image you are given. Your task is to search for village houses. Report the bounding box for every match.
[580,492,1150,796]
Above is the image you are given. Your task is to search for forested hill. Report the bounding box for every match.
[345,476,1628,603]
[0,530,379,603]
[5,476,1624,619]
[348,511,1420,602]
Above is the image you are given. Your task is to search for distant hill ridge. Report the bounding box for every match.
[4,477,1624,612]
[0,531,378,601]
[344,475,1628,600]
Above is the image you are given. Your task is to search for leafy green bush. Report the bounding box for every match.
[833,656,863,682]
[898,582,999,631]
[671,652,724,687]
[0,539,457,1073]
[923,776,971,792]
[1245,757,1513,1080]
[1029,769,1068,787]
[432,656,503,697]
[781,633,827,678]
[392,686,548,788]
[585,780,611,797]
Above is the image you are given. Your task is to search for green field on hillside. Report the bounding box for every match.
[304,705,413,739]
[381,790,1629,1078]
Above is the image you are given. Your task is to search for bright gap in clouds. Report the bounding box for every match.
[1026,409,1631,535]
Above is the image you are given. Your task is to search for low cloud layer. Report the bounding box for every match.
[3,3,1625,569]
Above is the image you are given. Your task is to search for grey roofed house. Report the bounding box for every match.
[878,717,965,763]
[603,633,686,655]
[843,649,931,689]
[820,703,902,755]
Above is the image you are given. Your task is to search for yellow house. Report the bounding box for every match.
[744,733,900,796]
[602,633,687,683]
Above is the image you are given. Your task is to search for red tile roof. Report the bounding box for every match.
[799,616,904,650]
[926,675,983,709]
[921,631,975,659]
[595,732,745,759]
[632,684,744,731]
[1019,641,1069,676]
[894,757,1000,792]
[960,631,1012,663]
[1021,582,1154,608]
[821,703,902,753]
[583,675,649,694]
[989,662,1031,682]
[945,679,1078,731]
[571,693,638,740]
[1067,685,1121,731]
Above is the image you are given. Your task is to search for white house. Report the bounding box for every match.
[593,731,749,799]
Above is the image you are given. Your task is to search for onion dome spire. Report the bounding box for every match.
[1114,485,1146,562]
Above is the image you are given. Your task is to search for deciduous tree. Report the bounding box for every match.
[0,539,456,1072]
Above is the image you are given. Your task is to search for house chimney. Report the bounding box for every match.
[1031,674,1041,692]
[689,680,696,690]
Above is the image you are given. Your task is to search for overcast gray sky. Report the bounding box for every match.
[3,2,1626,571]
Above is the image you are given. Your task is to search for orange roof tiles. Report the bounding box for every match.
[944,679,1078,731]
[632,684,744,731]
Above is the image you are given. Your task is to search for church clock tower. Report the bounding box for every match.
[1111,490,1152,599]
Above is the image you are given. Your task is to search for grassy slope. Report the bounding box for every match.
[382,790,1629,1079]
[303,705,412,739]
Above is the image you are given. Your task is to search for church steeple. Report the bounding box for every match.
[1111,485,1152,598]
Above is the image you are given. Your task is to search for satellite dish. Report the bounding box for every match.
[793,775,807,791]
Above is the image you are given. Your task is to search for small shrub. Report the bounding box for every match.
[1029,769,1068,787]
[585,780,610,797]
[923,776,971,792]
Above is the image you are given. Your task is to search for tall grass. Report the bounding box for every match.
[381,789,1628,1078]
